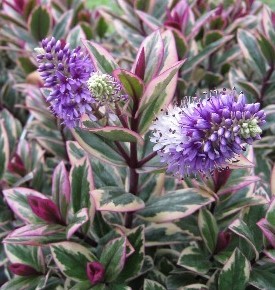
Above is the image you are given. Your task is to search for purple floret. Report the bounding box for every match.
[36,37,96,127]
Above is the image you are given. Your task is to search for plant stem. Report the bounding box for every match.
[137,151,158,168]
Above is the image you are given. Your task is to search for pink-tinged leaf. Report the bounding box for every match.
[66,208,89,239]
[82,39,118,74]
[132,30,164,83]
[3,224,66,245]
[113,69,144,100]
[136,60,185,134]
[100,237,126,282]
[134,47,145,80]
[50,242,97,281]
[263,249,275,262]
[91,188,145,212]
[66,141,86,165]
[86,262,105,285]
[9,263,40,276]
[4,244,45,274]
[82,122,144,145]
[227,154,255,169]
[0,119,10,179]
[159,30,178,74]
[257,218,275,248]
[52,9,73,39]
[171,29,188,59]
[27,195,64,225]
[266,198,275,227]
[218,176,261,195]
[52,162,71,221]
[135,10,162,31]
[3,188,48,224]
[187,8,218,41]
[271,165,275,195]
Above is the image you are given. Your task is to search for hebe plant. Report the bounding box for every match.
[0,0,275,290]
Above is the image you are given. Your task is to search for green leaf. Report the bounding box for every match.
[250,267,275,289]
[144,279,166,290]
[178,245,212,274]
[70,157,95,214]
[172,29,188,59]
[113,69,144,100]
[72,128,126,167]
[258,33,275,67]
[137,188,215,223]
[52,10,73,39]
[182,284,208,290]
[28,6,51,40]
[116,226,144,282]
[1,276,42,290]
[66,25,85,49]
[100,237,126,282]
[0,119,9,179]
[82,39,118,74]
[218,248,250,290]
[137,60,185,134]
[4,244,45,273]
[91,187,145,212]
[237,29,266,76]
[198,209,218,253]
[50,242,97,281]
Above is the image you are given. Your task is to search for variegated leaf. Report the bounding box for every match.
[178,245,212,274]
[131,30,164,83]
[50,242,97,281]
[218,248,250,290]
[66,25,85,49]
[66,208,89,239]
[137,188,215,223]
[1,276,42,290]
[100,237,126,282]
[52,161,71,221]
[136,60,185,134]
[72,128,126,167]
[82,39,118,74]
[144,279,166,290]
[229,219,259,260]
[198,209,218,253]
[4,244,45,273]
[3,224,66,245]
[116,226,144,282]
[0,119,9,179]
[91,187,145,212]
[70,157,95,215]
[3,188,47,224]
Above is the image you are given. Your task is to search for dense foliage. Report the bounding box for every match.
[0,0,275,289]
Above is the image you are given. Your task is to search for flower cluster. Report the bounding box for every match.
[87,72,127,106]
[151,90,265,177]
[36,37,96,127]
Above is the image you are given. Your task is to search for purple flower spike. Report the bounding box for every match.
[35,37,96,127]
[150,90,265,177]
[27,195,64,225]
[9,263,40,276]
[86,262,105,285]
